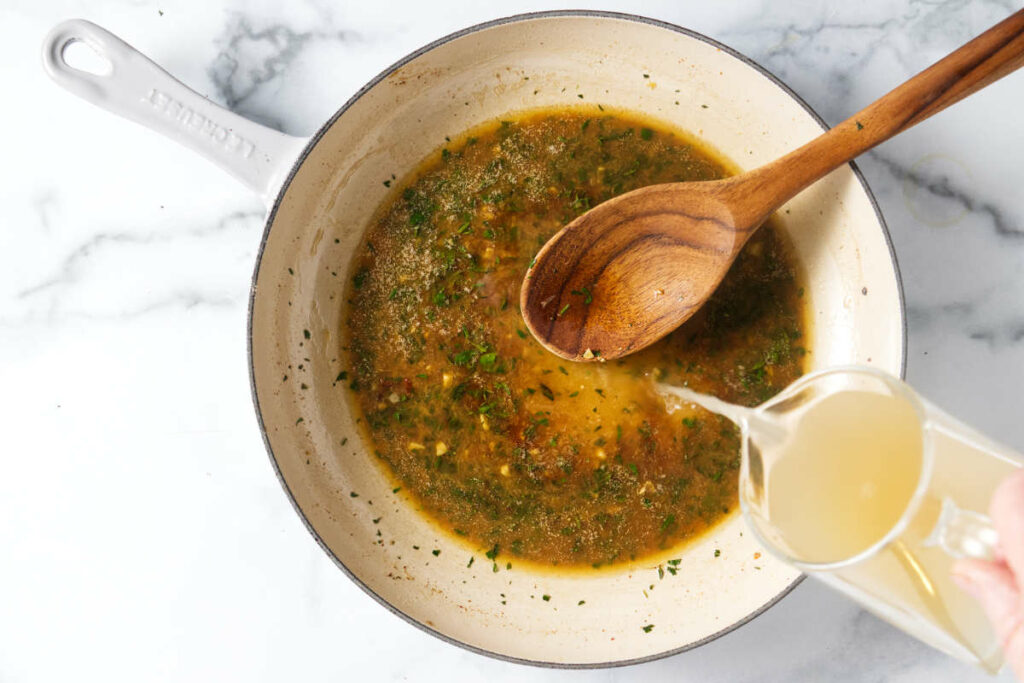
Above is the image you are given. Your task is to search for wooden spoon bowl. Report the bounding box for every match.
[522,180,756,360]
[523,8,1024,361]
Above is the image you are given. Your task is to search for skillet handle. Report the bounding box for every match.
[41,19,307,207]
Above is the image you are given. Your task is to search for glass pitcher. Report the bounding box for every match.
[665,366,1021,672]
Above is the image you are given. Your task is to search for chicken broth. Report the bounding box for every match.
[344,108,808,568]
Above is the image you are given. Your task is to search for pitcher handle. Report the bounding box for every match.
[923,497,1000,561]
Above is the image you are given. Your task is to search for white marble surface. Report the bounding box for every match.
[3,0,1023,680]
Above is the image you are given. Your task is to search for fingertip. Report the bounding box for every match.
[951,559,1021,644]
[951,567,981,600]
[991,469,1024,520]
[952,557,999,594]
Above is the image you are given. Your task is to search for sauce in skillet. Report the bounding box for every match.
[344,108,808,568]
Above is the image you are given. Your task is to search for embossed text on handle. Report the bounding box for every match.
[141,88,255,159]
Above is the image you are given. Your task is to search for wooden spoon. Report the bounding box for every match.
[522,9,1024,362]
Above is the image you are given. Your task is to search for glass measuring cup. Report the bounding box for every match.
[661,366,1021,671]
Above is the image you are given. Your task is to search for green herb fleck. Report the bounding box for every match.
[352,268,369,289]
[570,287,593,304]
[452,350,474,367]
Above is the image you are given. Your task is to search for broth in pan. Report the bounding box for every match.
[344,108,808,568]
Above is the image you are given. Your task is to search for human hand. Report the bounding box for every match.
[953,469,1024,679]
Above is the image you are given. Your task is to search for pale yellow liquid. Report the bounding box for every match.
[661,381,1020,670]
[762,390,923,564]
[755,390,1018,669]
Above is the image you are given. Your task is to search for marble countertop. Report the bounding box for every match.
[3,0,1022,680]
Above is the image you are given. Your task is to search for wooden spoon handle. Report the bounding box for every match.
[739,8,1024,219]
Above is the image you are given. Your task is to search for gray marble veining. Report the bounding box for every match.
[207,14,359,130]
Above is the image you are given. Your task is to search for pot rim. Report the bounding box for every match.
[246,9,908,669]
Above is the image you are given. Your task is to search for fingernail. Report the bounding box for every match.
[952,571,980,599]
